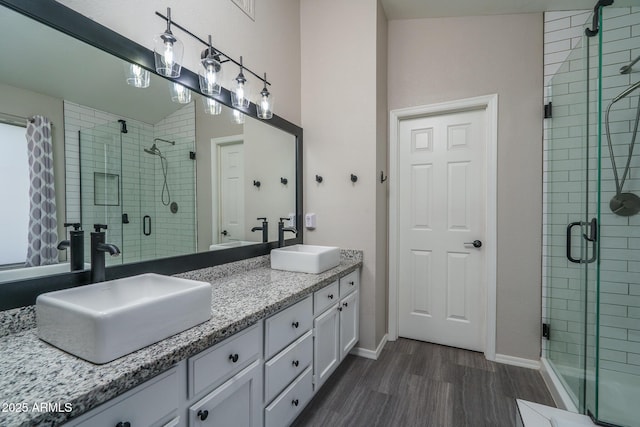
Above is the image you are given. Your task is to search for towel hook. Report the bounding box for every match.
[380,171,388,183]
[280,177,288,185]
[315,175,323,183]
[350,174,358,183]
[253,180,261,188]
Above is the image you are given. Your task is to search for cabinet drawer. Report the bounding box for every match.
[264,330,313,404]
[72,367,178,427]
[264,367,313,427]
[188,323,262,398]
[339,270,359,298]
[264,296,312,360]
[313,280,339,315]
[189,360,262,427]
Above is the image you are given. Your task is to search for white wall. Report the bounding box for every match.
[57,0,301,125]
[388,14,544,360]
[301,0,388,352]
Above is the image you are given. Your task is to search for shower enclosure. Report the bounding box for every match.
[544,4,640,426]
[79,119,196,266]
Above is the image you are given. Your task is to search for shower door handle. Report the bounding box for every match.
[566,222,583,264]
[566,219,598,264]
[143,215,152,236]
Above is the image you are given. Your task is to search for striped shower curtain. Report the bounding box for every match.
[25,115,58,267]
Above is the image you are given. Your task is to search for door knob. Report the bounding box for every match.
[464,240,482,248]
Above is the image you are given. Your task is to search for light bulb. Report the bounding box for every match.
[233,109,245,124]
[170,82,191,104]
[163,41,174,69]
[236,83,245,103]
[125,63,150,88]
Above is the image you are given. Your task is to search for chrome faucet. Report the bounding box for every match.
[90,224,121,283]
[277,217,297,248]
[251,217,269,243]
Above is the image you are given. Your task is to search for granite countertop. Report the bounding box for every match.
[0,251,362,427]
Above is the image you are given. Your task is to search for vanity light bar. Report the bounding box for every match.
[154,10,271,87]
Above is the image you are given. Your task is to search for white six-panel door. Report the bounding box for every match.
[397,109,487,352]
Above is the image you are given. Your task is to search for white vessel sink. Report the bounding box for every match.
[270,245,340,274]
[36,273,212,364]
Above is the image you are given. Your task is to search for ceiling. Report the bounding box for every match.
[379,0,632,20]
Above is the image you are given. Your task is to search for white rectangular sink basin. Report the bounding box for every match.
[270,245,340,274]
[36,273,212,364]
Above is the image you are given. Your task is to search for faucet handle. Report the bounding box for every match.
[257,217,267,221]
[63,222,82,230]
[279,217,290,222]
[93,224,108,232]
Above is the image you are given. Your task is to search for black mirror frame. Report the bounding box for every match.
[0,0,303,310]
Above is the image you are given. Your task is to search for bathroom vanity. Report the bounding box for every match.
[0,251,362,426]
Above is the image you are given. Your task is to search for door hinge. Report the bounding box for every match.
[544,102,552,119]
[542,323,551,340]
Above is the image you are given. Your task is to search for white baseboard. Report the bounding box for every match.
[350,334,388,360]
[494,353,541,370]
[539,357,579,412]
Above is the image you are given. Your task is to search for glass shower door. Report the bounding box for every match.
[544,27,598,413]
[79,121,124,267]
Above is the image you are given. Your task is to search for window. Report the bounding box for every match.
[0,122,29,265]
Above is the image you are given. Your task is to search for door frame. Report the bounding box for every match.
[211,135,244,244]
[388,94,498,361]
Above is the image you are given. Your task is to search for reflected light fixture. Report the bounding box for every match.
[257,73,273,120]
[154,7,183,78]
[170,82,191,104]
[231,56,250,109]
[202,97,222,115]
[124,63,150,88]
[199,36,222,96]
[233,109,245,124]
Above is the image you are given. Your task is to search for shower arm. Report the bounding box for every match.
[154,137,176,146]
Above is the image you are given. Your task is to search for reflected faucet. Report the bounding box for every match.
[90,224,121,283]
[57,222,85,271]
[251,217,269,243]
[277,217,297,248]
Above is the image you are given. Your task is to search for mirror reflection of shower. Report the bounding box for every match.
[605,67,640,216]
[144,137,175,206]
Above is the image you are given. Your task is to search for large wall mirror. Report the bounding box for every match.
[0,0,302,309]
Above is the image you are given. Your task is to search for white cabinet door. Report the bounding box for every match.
[189,360,263,427]
[339,289,359,360]
[313,303,340,389]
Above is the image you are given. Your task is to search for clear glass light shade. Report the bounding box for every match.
[169,82,191,104]
[231,77,250,109]
[153,32,183,78]
[233,109,245,124]
[124,63,150,88]
[202,97,222,115]
[199,58,222,96]
[257,92,274,120]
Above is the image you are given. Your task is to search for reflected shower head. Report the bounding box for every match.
[144,144,161,156]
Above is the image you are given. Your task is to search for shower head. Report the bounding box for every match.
[612,80,640,104]
[144,144,161,156]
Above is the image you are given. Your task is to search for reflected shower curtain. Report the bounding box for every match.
[24,115,58,267]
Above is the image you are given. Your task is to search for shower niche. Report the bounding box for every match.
[77,102,196,266]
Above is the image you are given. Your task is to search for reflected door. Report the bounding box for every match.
[218,142,244,243]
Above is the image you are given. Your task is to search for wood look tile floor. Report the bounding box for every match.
[291,338,555,427]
